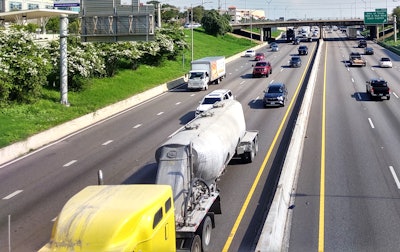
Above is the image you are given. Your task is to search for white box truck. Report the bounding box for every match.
[187,56,226,90]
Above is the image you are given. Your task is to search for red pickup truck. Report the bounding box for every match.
[252,61,272,78]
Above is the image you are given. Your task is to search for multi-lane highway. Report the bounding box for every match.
[1,27,399,252]
[287,29,400,251]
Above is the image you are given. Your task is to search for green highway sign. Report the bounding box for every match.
[364,9,387,24]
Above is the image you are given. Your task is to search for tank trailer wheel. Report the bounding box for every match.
[190,235,202,252]
[197,215,212,252]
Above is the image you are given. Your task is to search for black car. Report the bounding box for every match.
[289,56,302,67]
[364,47,374,55]
[358,40,367,48]
[263,83,288,107]
[298,45,308,55]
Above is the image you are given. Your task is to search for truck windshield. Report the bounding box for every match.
[190,72,204,79]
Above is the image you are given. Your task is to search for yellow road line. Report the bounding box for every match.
[318,42,328,252]
[222,46,316,252]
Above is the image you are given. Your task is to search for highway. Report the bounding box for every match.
[286,29,400,251]
[0,36,315,251]
[2,27,399,252]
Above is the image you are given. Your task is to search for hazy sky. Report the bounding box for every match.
[160,0,400,19]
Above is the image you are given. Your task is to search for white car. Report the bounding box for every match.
[244,49,256,57]
[196,89,234,115]
[379,57,393,68]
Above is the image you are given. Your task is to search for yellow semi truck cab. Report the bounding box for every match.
[39,185,176,252]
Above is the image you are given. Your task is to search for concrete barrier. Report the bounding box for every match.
[255,39,324,252]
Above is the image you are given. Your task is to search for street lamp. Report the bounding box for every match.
[266,0,272,20]
[191,1,212,62]
[394,15,397,42]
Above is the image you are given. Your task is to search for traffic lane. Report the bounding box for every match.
[212,43,317,251]
[288,38,400,251]
[323,47,400,251]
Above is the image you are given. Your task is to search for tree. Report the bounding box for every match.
[393,6,400,25]
[0,29,51,104]
[201,10,232,36]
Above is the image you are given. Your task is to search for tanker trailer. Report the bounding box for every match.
[155,99,258,251]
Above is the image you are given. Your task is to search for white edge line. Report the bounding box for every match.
[389,166,400,189]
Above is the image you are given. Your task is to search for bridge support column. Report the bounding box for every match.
[263,27,272,41]
[260,29,264,42]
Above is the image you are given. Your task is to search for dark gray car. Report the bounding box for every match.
[263,83,288,107]
[289,56,302,67]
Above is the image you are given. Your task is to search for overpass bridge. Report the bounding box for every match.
[231,19,393,41]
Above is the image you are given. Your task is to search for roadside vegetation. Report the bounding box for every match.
[0,25,258,148]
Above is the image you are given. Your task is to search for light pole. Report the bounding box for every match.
[191,1,212,62]
[266,0,272,20]
[394,15,397,42]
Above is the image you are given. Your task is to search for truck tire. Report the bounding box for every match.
[243,145,255,163]
[190,235,202,252]
[203,84,208,91]
[198,216,212,252]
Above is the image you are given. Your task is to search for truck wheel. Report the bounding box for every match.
[204,85,208,91]
[254,136,259,155]
[190,235,202,252]
[198,216,212,252]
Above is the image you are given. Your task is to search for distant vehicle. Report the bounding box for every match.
[286,28,295,41]
[292,37,300,45]
[263,83,288,107]
[269,42,278,48]
[364,47,374,55]
[244,49,256,57]
[289,56,302,67]
[346,26,359,39]
[184,23,201,29]
[255,52,265,61]
[366,78,390,100]
[252,61,272,78]
[271,44,279,51]
[298,45,308,55]
[379,57,393,68]
[358,39,367,48]
[196,89,234,115]
[349,52,366,67]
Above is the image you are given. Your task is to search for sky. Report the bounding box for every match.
[159,0,400,20]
